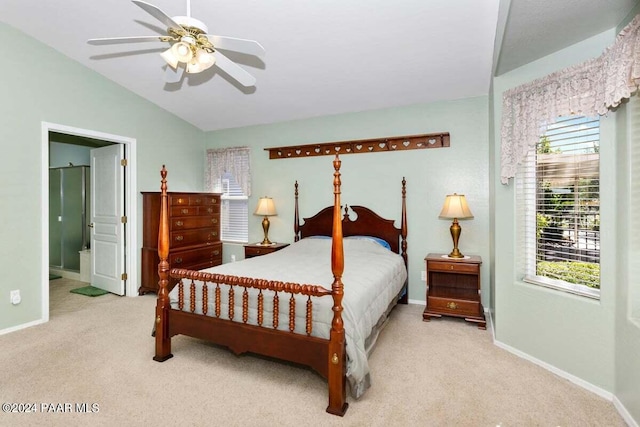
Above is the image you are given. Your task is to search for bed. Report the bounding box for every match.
[153,155,408,416]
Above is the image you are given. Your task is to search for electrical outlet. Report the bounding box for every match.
[421,271,426,281]
[10,290,21,305]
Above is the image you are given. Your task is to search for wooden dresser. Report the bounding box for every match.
[140,191,222,294]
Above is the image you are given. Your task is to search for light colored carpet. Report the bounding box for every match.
[0,279,625,426]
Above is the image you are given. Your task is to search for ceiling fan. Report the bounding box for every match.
[88,0,265,86]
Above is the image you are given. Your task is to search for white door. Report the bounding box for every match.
[90,144,126,295]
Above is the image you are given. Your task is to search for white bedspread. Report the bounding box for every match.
[168,237,407,398]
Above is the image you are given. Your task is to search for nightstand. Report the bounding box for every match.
[244,243,290,259]
[422,253,485,329]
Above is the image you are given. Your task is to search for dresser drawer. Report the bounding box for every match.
[170,244,222,268]
[170,205,221,217]
[428,260,479,274]
[171,215,220,230]
[169,194,220,206]
[171,228,219,248]
[427,296,480,317]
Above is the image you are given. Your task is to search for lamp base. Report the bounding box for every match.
[448,218,464,258]
[261,216,272,246]
[447,249,464,258]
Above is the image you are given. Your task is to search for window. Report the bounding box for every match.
[206,147,251,243]
[517,116,600,298]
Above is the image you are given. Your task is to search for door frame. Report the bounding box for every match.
[41,122,138,321]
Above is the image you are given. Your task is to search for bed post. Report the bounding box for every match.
[326,155,348,416]
[294,181,300,242]
[399,177,409,304]
[153,165,173,362]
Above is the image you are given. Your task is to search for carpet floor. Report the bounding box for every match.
[0,278,626,426]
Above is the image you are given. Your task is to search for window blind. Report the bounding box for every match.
[206,148,250,243]
[517,116,600,297]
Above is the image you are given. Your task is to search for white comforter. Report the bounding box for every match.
[169,237,407,398]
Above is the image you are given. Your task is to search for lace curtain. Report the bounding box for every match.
[205,147,252,196]
[500,14,640,184]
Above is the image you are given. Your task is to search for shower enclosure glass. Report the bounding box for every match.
[49,166,90,272]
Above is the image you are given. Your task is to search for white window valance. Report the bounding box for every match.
[500,14,640,184]
[205,147,252,196]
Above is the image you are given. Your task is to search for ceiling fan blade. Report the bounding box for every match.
[206,36,265,57]
[88,36,169,45]
[165,64,185,83]
[213,51,257,87]
[132,0,183,30]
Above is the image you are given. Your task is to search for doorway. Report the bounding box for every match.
[41,122,138,322]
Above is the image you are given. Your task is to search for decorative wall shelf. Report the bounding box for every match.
[265,132,450,159]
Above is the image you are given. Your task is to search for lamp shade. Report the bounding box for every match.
[254,197,277,216]
[439,193,474,219]
[160,48,179,69]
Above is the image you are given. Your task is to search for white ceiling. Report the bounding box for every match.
[0,0,637,132]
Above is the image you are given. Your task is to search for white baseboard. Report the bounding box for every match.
[614,395,639,427]
[0,318,47,336]
[492,336,612,400]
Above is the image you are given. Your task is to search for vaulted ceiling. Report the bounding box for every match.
[1,0,637,131]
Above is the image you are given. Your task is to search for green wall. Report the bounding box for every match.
[613,6,640,423]
[492,29,618,393]
[204,96,491,305]
[0,23,205,332]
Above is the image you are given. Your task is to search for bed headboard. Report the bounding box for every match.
[294,178,408,263]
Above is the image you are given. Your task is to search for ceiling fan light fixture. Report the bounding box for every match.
[160,48,179,69]
[171,41,193,62]
[195,49,215,67]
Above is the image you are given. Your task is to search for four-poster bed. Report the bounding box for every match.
[152,155,408,416]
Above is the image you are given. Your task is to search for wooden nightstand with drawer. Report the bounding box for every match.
[423,253,485,329]
[244,243,289,259]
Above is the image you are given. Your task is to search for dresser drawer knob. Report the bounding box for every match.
[211,218,218,224]
[450,265,454,270]
[446,302,458,310]
[175,220,184,227]
[195,198,201,204]
[174,257,182,264]
[211,231,218,237]
[175,235,184,241]
[213,250,220,256]
[181,208,189,214]
[208,208,213,214]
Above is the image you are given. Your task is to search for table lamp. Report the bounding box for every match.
[439,193,474,258]
[254,197,277,245]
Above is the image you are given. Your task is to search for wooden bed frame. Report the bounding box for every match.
[153,155,407,416]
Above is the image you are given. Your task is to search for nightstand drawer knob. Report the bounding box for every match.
[450,265,454,270]
[174,257,182,264]
[446,302,458,310]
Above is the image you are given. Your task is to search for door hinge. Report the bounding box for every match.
[121,159,128,167]
[121,216,127,224]
[121,273,128,281]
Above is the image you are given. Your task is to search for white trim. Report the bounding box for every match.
[613,395,639,427]
[41,122,139,325]
[408,298,426,306]
[493,337,612,401]
[0,318,47,336]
